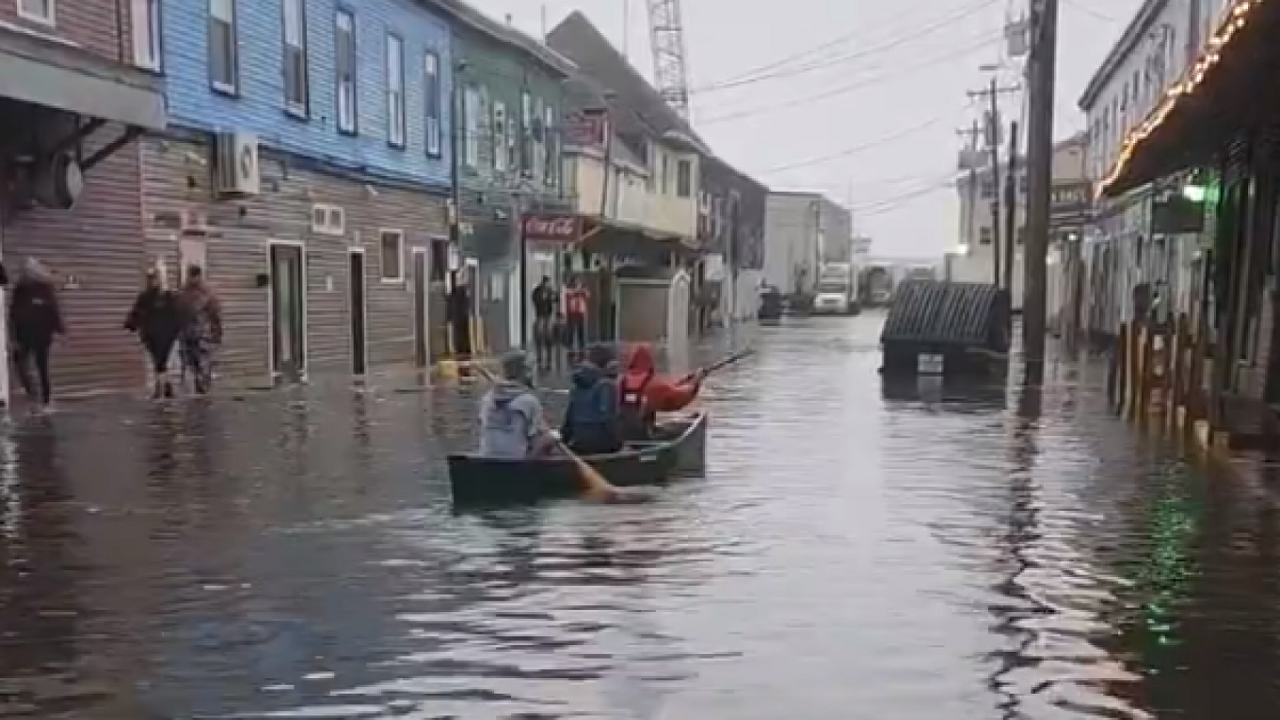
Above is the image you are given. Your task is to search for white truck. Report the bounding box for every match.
[813,262,858,315]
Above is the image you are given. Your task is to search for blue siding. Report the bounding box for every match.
[162,0,453,191]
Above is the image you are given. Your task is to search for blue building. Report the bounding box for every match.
[139,0,458,383]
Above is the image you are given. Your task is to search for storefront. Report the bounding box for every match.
[1102,0,1280,415]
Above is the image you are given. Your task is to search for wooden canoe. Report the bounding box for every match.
[448,411,708,507]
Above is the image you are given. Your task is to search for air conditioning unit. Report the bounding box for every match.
[214,131,260,197]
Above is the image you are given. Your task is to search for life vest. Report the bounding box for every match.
[618,372,653,437]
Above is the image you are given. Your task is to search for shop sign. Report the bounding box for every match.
[523,214,581,243]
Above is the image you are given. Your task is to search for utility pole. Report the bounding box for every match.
[1003,120,1020,295]
[969,79,1020,288]
[1023,0,1059,376]
[957,122,983,271]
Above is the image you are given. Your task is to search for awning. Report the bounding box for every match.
[0,25,166,129]
[1102,0,1271,197]
[521,211,698,260]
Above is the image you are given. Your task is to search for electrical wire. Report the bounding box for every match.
[849,174,963,217]
[693,0,1003,94]
[699,30,1003,126]
[752,112,958,175]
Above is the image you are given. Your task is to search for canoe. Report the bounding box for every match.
[448,411,709,506]
[635,410,708,473]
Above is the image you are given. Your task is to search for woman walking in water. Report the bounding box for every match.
[9,258,64,411]
[125,268,182,398]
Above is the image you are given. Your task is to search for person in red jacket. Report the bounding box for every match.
[617,344,705,439]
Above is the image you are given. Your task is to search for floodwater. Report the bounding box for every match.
[2,314,1280,718]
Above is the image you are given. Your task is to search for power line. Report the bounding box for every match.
[699,31,1004,126]
[753,110,963,175]
[692,0,1002,94]
[852,174,961,217]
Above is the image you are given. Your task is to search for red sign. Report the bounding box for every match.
[563,110,607,146]
[523,214,581,243]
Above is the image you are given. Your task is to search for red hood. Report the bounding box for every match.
[625,344,655,375]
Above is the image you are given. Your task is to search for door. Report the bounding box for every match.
[348,249,368,375]
[412,248,429,367]
[269,243,306,381]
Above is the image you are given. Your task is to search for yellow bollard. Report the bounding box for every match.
[436,359,459,382]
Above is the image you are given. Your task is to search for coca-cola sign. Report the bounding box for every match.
[523,214,581,242]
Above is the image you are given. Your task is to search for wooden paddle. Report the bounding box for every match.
[472,363,621,502]
[679,347,755,384]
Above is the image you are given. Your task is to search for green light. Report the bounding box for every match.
[1182,184,1207,202]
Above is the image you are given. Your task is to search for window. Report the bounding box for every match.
[385,34,405,148]
[335,9,357,134]
[676,159,692,197]
[379,230,405,281]
[520,90,533,174]
[208,0,238,94]
[660,154,670,193]
[17,0,53,25]
[543,103,557,187]
[310,204,345,235]
[282,0,308,116]
[492,101,508,172]
[423,52,442,158]
[506,115,518,171]
[532,96,545,179]
[462,86,480,167]
[131,0,161,70]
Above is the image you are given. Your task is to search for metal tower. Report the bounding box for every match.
[646,0,692,118]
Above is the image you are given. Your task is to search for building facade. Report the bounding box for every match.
[146,0,455,384]
[951,134,1089,311]
[699,155,768,326]
[450,9,572,356]
[763,192,851,295]
[1077,0,1232,342]
[0,0,167,400]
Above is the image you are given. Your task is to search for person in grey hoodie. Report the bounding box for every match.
[478,350,556,459]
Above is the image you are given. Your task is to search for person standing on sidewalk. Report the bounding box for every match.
[9,258,64,411]
[563,275,590,360]
[177,265,223,395]
[125,268,182,398]
[531,276,558,367]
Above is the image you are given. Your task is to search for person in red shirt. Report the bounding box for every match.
[563,275,590,357]
[617,343,705,439]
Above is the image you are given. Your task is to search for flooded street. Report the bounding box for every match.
[4,313,1280,718]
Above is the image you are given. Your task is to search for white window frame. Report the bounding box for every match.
[310,204,346,236]
[17,0,54,26]
[282,0,308,117]
[335,9,357,135]
[492,100,508,172]
[423,51,442,158]
[543,102,557,187]
[676,158,692,198]
[463,85,480,168]
[379,229,406,283]
[131,0,161,70]
[385,33,406,148]
[208,0,238,94]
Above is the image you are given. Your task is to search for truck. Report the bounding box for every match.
[813,262,859,315]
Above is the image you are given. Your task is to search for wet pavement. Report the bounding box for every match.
[2,313,1280,718]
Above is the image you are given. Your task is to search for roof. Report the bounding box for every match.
[425,0,575,77]
[547,11,711,155]
[1077,0,1170,110]
[705,154,769,194]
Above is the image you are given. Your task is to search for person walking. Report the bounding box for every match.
[176,265,223,395]
[9,258,64,411]
[125,268,183,398]
[531,276,558,367]
[563,275,590,360]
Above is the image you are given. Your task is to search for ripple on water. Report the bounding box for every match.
[2,316,1280,718]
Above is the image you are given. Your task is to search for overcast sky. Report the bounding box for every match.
[470,0,1143,259]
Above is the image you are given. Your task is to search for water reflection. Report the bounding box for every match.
[4,317,1280,717]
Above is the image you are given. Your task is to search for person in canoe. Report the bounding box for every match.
[618,343,705,440]
[560,343,624,455]
[478,350,558,460]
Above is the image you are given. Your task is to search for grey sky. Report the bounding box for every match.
[471,0,1142,258]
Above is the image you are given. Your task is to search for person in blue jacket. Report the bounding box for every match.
[560,343,623,454]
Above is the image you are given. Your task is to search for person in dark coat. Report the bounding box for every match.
[125,268,183,398]
[9,258,64,409]
[559,343,622,455]
[176,265,223,395]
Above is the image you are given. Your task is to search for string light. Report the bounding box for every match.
[1100,0,1264,194]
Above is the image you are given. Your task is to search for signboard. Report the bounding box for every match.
[522,213,582,244]
[562,109,607,147]
[1050,182,1090,215]
[917,353,944,375]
